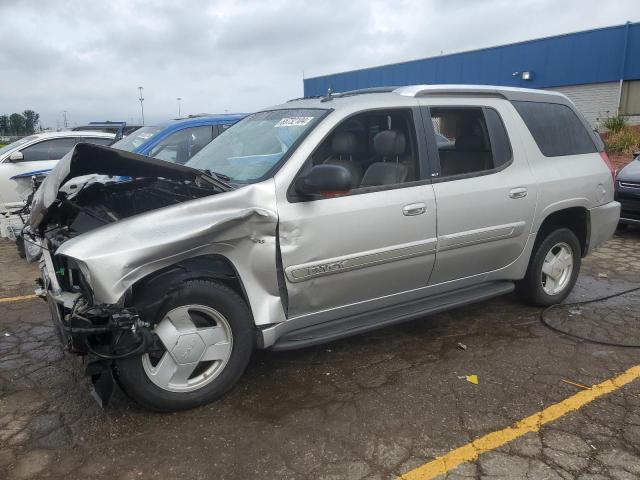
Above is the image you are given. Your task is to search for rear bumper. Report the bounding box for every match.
[586,201,620,255]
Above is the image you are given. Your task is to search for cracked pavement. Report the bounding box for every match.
[1,228,640,480]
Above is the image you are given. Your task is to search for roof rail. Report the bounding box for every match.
[288,86,397,103]
[393,84,567,103]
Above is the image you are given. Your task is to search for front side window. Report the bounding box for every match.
[21,138,76,161]
[296,108,420,193]
[513,101,596,157]
[0,135,38,157]
[111,126,163,152]
[186,109,326,183]
[148,126,214,164]
[430,107,511,177]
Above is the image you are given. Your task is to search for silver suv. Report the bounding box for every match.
[28,85,620,411]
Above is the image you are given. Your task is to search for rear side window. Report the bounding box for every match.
[21,138,76,161]
[429,107,512,178]
[78,137,113,146]
[513,101,596,157]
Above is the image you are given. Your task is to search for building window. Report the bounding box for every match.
[621,81,640,116]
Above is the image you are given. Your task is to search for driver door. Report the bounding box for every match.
[277,107,438,320]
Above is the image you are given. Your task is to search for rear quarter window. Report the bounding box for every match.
[513,101,596,157]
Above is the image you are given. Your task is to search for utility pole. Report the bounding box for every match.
[63,110,68,129]
[138,86,145,125]
[177,97,182,118]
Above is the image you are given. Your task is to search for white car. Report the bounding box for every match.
[0,131,115,211]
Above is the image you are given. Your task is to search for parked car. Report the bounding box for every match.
[72,122,142,140]
[0,131,115,211]
[28,85,619,411]
[110,114,245,164]
[615,151,640,227]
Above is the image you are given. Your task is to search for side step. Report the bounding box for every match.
[270,281,515,351]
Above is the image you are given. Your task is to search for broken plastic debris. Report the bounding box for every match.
[465,375,479,385]
[457,342,467,351]
[597,272,609,278]
[3,332,10,337]
[568,308,582,315]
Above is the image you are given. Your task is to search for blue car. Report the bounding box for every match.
[111,114,245,164]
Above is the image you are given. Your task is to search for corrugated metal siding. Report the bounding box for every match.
[547,82,620,127]
[304,22,640,97]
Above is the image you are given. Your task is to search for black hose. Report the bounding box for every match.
[83,334,147,360]
[540,286,640,348]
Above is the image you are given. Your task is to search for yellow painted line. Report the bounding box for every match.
[399,365,640,480]
[0,294,38,303]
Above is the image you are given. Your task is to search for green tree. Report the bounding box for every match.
[9,113,26,135]
[0,115,8,135]
[22,110,40,134]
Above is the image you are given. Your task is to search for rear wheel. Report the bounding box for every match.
[516,228,581,307]
[114,279,253,412]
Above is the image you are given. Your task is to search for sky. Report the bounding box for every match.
[1,0,638,128]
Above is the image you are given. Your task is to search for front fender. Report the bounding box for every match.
[56,180,285,326]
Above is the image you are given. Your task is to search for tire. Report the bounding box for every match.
[516,227,581,307]
[114,279,253,412]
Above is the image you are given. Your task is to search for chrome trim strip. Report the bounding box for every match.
[285,238,437,283]
[619,182,640,189]
[438,221,526,251]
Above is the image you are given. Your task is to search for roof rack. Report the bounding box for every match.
[288,86,398,103]
[393,84,566,103]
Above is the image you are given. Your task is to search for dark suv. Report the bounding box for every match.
[615,151,640,227]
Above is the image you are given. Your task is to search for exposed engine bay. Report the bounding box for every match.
[42,177,218,244]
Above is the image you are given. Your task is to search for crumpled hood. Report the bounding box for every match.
[29,143,227,229]
[618,158,640,183]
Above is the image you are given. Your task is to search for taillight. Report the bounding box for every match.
[599,151,616,182]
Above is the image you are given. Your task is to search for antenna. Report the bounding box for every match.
[321,87,334,103]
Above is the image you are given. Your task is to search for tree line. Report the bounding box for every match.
[0,110,40,136]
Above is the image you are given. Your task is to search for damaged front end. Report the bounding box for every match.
[29,143,235,406]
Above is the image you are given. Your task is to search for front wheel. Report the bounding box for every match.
[114,279,254,412]
[516,228,581,307]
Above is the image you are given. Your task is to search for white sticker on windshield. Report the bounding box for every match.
[275,117,314,127]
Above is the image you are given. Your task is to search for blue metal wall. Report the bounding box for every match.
[304,22,640,97]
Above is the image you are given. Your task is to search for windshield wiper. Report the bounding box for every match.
[205,170,231,181]
[200,169,234,189]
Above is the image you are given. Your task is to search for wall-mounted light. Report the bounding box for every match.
[521,71,533,81]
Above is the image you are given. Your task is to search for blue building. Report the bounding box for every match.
[304,22,640,127]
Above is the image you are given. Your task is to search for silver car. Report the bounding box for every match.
[28,85,620,411]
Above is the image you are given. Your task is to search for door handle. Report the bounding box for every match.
[402,203,426,216]
[509,187,528,199]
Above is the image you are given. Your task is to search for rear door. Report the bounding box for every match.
[419,99,537,284]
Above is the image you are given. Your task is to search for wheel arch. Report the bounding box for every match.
[128,254,253,323]
[535,206,590,257]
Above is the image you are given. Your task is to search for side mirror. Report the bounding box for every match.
[8,151,24,162]
[295,164,352,198]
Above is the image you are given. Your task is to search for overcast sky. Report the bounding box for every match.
[1,0,638,128]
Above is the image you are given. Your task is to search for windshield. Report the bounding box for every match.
[186,109,326,183]
[0,135,38,157]
[111,126,162,152]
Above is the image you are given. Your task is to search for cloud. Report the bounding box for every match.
[0,0,636,128]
